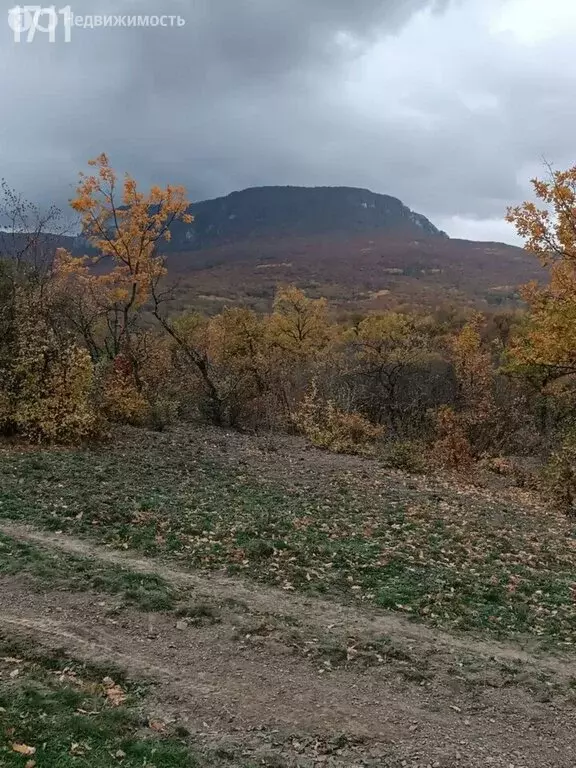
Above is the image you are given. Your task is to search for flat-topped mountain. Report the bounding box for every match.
[168,185,447,249]
[0,185,544,312]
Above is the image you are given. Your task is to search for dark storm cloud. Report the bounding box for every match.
[1,0,450,207]
[2,0,576,241]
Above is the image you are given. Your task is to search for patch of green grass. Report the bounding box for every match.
[2,431,576,645]
[0,533,178,612]
[0,638,224,767]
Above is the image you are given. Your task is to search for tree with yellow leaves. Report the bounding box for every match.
[0,183,101,442]
[48,155,194,425]
[506,165,576,510]
[452,313,494,417]
[268,285,332,358]
[506,164,576,377]
[433,314,498,462]
[347,312,434,431]
[153,305,274,427]
[55,153,192,361]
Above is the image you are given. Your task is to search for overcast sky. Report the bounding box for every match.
[2,0,575,244]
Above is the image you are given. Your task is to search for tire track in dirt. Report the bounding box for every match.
[0,522,576,768]
[0,577,575,768]
[2,519,576,680]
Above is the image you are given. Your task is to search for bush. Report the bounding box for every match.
[541,430,576,516]
[148,397,180,432]
[0,264,101,444]
[293,383,384,455]
[431,406,473,470]
[96,356,150,426]
[11,331,100,443]
[383,440,426,472]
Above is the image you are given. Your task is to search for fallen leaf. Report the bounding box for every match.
[11,744,36,756]
[102,678,126,707]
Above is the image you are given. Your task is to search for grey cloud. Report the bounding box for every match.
[1,0,575,243]
[1,0,449,199]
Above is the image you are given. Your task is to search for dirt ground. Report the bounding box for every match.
[1,521,576,768]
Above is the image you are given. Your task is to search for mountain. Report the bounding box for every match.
[168,186,447,250]
[162,186,544,312]
[1,186,544,313]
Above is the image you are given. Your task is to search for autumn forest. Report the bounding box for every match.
[0,155,574,508]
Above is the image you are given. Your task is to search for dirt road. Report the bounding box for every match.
[1,522,575,767]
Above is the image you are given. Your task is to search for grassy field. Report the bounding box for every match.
[1,428,576,647]
[0,637,229,767]
[0,532,179,612]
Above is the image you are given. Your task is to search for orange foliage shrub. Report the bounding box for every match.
[293,382,384,455]
[7,310,100,443]
[431,406,473,470]
[95,355,149,426]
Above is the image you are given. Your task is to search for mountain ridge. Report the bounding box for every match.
[0,185,543,312]
[166,184,447,250]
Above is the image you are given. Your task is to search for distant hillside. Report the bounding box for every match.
[0,231,73,262]
[167,186,447,249]
[1,185,545,313]
[149,186,545,312]
[167,231,546,314]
